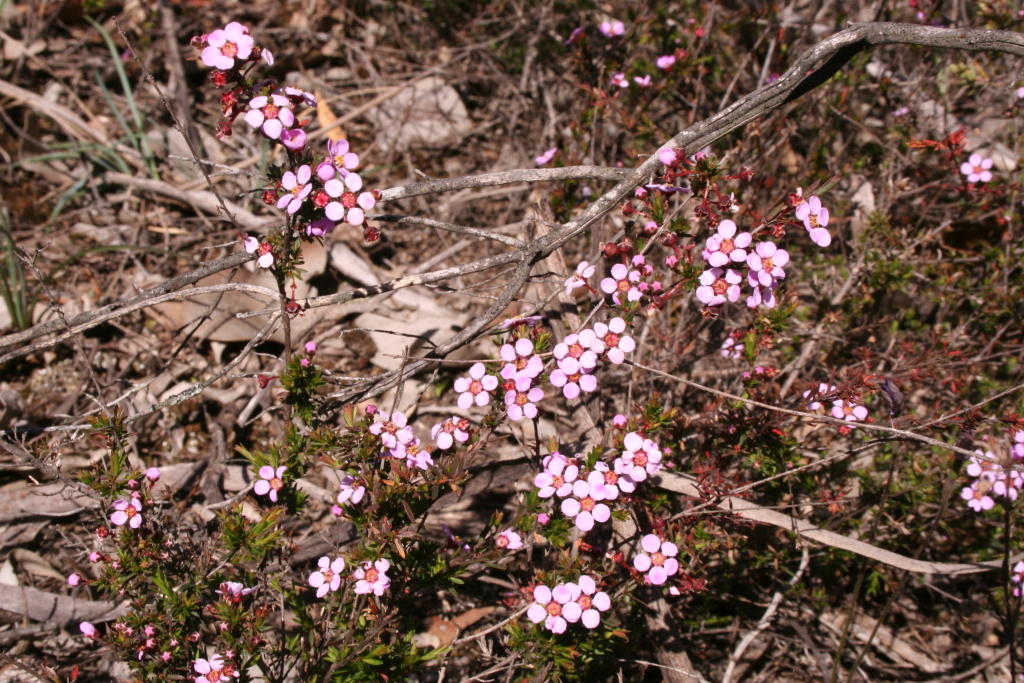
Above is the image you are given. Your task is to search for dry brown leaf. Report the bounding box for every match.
[315,90,345,142]
[0,584,126,624]
[11,549,64,582]
[426,607,496,646]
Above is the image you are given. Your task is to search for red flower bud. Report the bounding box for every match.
[738,166,754,181]
[262,189,277,206]
[785,192,803,208]
[363,225,380,242]
[311,189,329,208]
[601,242,618,258]
[215,121,233,141]
[341,191,357,209]
[257,374,270,389]
[210,70,228,88]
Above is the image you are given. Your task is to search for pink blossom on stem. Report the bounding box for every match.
[80,622,97,638]
[634,74,652,88]
[960,153,994,183]
[633,534,680,585]
[535,146,558,165]
[369,411,414,449]
[553,334,599,370]
[615,432,662,481]
[961,481,995,512]
[794,196,831,247]
[431,417,470,449]
[830,400,868,423]
[569,575,612,628]
[280,127,307,151]
[309,556,345,598]
[593,461,635,496]
[253,465,286,502]
[244,94,295,140]
[612,414,627,429]
[194,654,238,683]
[499,338,544,379]
[560,480,611,531]
[550,356,598,399]
[326,139,360,175]
[802,383,836,410]
[565,261,596,295]
[584,317,635,364]
[277,165,312,214]
[657,54,676,70]
[720,337,742,359]
[68,573,82,586]
[454,363,498,409]
[145,467,161,481]
[599,20,625,37]
[504,375,543,421]
[337,475,365,505]
[609,72,628,88]
[496,529,523,551]
[703,220,752,266]
[534,453,579,498]
[601,263,643,304]
[353,559,391,596]
[527,584,574,633]
[200,23,253,70]
[696,267,742,306]
[111,498,143,528]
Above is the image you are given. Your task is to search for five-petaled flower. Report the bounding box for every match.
[535,453,579,498]
[326,138,360,175]
[243,236,274,268]
[569,575,613,628]
[504,376,544,421]
[200,23,253,70]
[369,411,415,450]
[696,267,742,307]
[794,196,831,247]
[633,534,681,585]
[831,400,868,423]
[454,362,498,409]
[527,583,574,633]
[277,165,312,214]
[244,94,294,140]
[535,146,558,166]
[254,465,287,502]
[609,72,629,88]
[583,317,635,364]
[561,479,611,531]
[601,263,643,305]
[960,153,994,183]
[432,416,471,449]
[746,242,789,287]
[565,261,596,295]
[656,54,676,70]
[194,653,238,683]
[496,528,523,550]
[703,220,752,267]
[720,337,742,359]
[615,432,663,481]
[599,20,625,37]
[353,559,391,596]
[500,338,544,379]
[337,475,365,505]
[111,498,143,528]
[309,556,345,598]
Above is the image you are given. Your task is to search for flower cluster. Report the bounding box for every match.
[527,576,612,632]
[962,450,1023,512]
[534,447,647,532]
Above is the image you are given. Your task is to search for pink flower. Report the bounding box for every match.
[89,552,102,563]
[353,559,391,596]
[500,315,544,329]
[280,127,307,151]
[803,383,836,410]
[633,74,652,88]
[960,153,994,183]
[583,317,635,364]
[696,267,742,306]
[593,461,635,496]
[277,165,312,214]
[565,261,596,295]
[111,498,143,528]
[500,338,544,379]
[830,400,868,423]
[80,622,97,638]
[309,556,345,598]
[535,453,579,498]
[720,338,742,359]
[560,480,611,531]
[145,467,160,481]
[305,341,318,354]
[68,573,82,586]
[504,376,544,422]
[568,575,612,628]
[746,242,789,287]
[656,54,676,70]
[337,475,365,505]
[200,23,253,70]
[215,582,254,601]
[496,529,523,551]
[1018,87,1024,99]
[403,438,434,470]
[252,465,286,502]
[327,139,360,175]
[431,417,470,449]
[612,414,627,429]
[553,334,599,370]
[703,220,752,267]
[746,281,778,309]
[633,534,680,585]
[244,95,295,140]
[601,263,643,304]
[527,584,575,633]
[369,411,414,449]
[454,362,498,409]
[243,236,274,269]
[794,196,831,247]
[609,72,628,88]
[1013,561,1024,596]
[305,216,334,237]
[324,174,368,225]
[599,20,625,37]
[962,482,995,512]
[194,654,238,683]
[535,146,558,165]
[615,432,662,481]
[537,513,550,525]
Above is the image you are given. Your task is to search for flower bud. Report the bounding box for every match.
[632,254,646,267]
[311,189,329,208]
[127,479,139,490]
[739,166,754,181]
[600,242,618,258]
[331,505,343,516]
[658,148,679,167]
[305,341,318,354]
[68,573,82,586]
[785,192,803,208]
[644,221,659,234]
[80,622,97,638]
[664,255,679,268]
[210,70,228,87]
[215,121,233,141]
[257,374,270,389]
[641,265,654,277]
[634,187,649,200]
[300,358,309,367]
[537,513,550,525]
[146,467,161,482]
[363,225,380,242]
[661,233,677,247]
[262,189,277,205]
[365,405,378,416]
[612,414,627,429]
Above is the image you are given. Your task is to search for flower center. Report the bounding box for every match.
[603,471,619,485]
[263,103,280,120]
[974,165,983,174]
[322,569,334,583]
[207,671,222,683]
[442,421,456,434]
[125,506,137,518]
[569,343,584,359]
[719,238,735,254]
[577,595,593,610]
[617,280,630,293]
[341,191,357,209]
[270,477,283,490]
[580,496,596,512]
[763,257,776,271]
[515,392,530,406]
[290,184,304,198]
[633,452,649,468]
[567,372,583,384]
[651,551,666,566]
[364,568,379,583]
[711,278,728,295]
[842,404,854,416]
[545,601,562,617]
[496,535,509,548]
[551,474,565,488]
[469,379,483,394]
[603,333,619,348]
[515,356,529,370]
[312,190,329,208]
[334,154,348,167]
[221,41,238,59]
[808,214,820,228]
[382,422,397,434]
